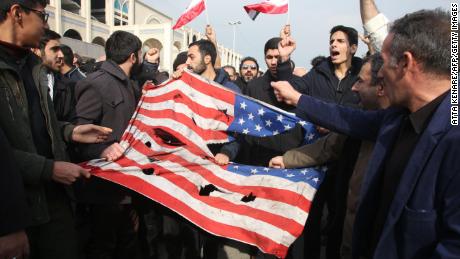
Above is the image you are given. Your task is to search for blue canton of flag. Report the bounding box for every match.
[228,95,319,143]
[227,163,327,189]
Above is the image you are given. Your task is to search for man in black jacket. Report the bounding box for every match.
[74,30,143,259]
[238,37,305,167]
[276,25,363,259]
[233,56,259,92]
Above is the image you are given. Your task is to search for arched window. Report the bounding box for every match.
[114,0,121,11]
[122,2,129,14]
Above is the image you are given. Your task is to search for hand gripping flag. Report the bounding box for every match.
[82,70,325,258]
[244,0,288,21]
[172,0,206,30]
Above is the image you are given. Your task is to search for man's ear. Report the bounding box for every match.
[204,54,212,65]
[376,84,385,97]
[350,44,358,55]
[130,52,136,64]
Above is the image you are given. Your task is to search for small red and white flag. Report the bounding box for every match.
[244,0,288,20]
[172,0,206,30]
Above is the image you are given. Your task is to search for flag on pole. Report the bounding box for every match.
[172,0,206,30]
[82,70,325,258]
[244,0,289,20]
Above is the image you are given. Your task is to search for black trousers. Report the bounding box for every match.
[27,183,78,259]
[85,204,141,259]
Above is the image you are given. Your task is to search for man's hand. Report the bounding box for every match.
[205,25,217,45]
[145,47,160,64]
[101,143,126,162]
[215,153,230,165]
[269,156,285,169]
[172,66,185,79]
[280,24,291,38]
[52,161,91,185]
[359,34,375,54]
[316,126,330,135]
[72,124,112,144]
[0,231,29,259]
[278,35,296,63]
[271,81,302,106]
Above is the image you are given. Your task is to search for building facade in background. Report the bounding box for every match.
[46,0,242,72]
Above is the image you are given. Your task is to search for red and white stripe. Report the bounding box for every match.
[83,71,315,258]
[172,0,206,30]
[244,0,288,20]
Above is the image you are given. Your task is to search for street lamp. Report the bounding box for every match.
[228,20,241,52]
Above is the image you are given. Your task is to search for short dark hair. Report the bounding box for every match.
[239,56,259,72]
[330,25,358,46]
[173,51,188,71]
[105,30,142,64]
[39,28,61,52]
[389,9,450,77]
[59,44,74,67]
[223,65,236,74]
[188,39,217,66]
[264,37,281,55]
[0,0,47,22]
[362,53,384,86]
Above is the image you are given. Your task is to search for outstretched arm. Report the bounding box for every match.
[360,0,380,24]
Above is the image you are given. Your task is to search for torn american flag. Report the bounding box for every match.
[82,70,325,258]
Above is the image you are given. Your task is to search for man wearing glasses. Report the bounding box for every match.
[234,56,259,93]
[0,1,112,259]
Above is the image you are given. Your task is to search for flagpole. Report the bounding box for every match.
[204,0,210,25]
[286,0,290,25]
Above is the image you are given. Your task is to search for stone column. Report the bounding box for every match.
[128,0,135,25]
[54,0,62,34]
[105,0,114,26]
[163,22,173,73]
[81,0,92,42]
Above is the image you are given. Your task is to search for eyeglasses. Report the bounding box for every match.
[20,4,49,23]
[241,64,257,70]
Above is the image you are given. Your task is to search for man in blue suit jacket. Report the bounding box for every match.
[272,9,459,259]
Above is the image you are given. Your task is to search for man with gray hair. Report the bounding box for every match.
[272,9,458,259]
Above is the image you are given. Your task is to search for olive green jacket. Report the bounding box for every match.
[0,47,74,225]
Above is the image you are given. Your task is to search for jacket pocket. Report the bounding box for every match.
[398,206,438,258]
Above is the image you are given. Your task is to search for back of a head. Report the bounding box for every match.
[39,28,61,52]
[173,51,188,71]
[188,39,217,66]
[59,44,74,67]
[105,30,142,64]
[264,37,281,55]
[330,25,358,47]
[389,8,451,77]
[0,0,47,22]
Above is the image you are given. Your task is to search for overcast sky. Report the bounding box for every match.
[143,0,454,71]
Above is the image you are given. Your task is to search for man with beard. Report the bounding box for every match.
[74,30,143,259]
[182,39,241,165]
[234,56,259,93]
[33,30,78,122]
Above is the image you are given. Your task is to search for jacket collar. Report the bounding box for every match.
[316,56,363,79]
[100,60,129,82]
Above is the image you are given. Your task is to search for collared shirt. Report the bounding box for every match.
[367,91,449,257]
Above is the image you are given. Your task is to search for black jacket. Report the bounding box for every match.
[75,60,140,203]
[53,73,77,123]
[233,76,248,93]
[237,72,305,166]
[278,57,362,107]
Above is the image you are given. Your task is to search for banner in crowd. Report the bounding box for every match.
[244,0,289,20]
[82,70,325,258]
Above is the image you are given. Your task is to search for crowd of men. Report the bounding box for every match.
[0,0,458,259]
